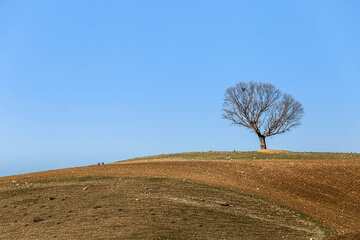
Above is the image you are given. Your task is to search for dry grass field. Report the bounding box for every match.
[1,151,360,239]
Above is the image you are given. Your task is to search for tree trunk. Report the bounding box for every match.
[258,135,267,150]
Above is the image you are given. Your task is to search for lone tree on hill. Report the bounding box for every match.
[222,81,304,150]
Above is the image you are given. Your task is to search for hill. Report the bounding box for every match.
[1,151,360,239]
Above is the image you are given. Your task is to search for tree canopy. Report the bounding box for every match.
[223,81,304,149]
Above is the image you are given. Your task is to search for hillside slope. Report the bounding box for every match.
[1,151,360,239]
[0,177,328,240]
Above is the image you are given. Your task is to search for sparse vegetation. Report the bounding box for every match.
[1,151,360,239]
[124,151,360,162]
[0,177,329,240]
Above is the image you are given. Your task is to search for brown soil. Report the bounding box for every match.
[256,149,292,153]
[329,233,360,240]
[1,157,360,239]
[0,177,326,240]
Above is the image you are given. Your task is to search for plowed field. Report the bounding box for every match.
[1,151,359,239]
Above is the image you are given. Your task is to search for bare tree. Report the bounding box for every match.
[223,81,304,150]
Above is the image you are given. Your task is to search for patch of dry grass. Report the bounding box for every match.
[123,151,360,162]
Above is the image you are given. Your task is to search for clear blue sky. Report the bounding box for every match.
[1,0,359,177]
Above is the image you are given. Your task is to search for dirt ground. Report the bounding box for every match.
[256,149,292,153]
[0,177,327,240]
[1,156,360,239]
